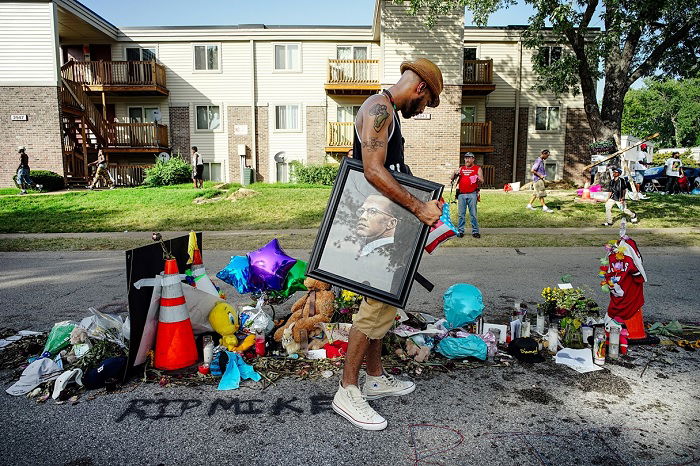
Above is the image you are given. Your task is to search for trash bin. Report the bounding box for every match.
[242,168,255,186]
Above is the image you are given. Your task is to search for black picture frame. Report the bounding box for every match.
[307,158,443,308]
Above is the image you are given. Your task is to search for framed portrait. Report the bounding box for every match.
[307,158,443,308]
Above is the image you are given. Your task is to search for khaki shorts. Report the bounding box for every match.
[352,297,397,340]
[533,179,547,198]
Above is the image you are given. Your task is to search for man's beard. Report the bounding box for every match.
[401,97,423,119]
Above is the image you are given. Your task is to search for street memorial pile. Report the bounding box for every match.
[2,230,698,404]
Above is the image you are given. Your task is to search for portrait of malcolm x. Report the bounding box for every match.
[355,194,400,258]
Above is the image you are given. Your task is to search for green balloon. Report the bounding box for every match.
[269,260,308,299]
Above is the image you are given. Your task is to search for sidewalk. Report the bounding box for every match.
[2,226,698,240]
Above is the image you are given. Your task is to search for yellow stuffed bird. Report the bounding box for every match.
[208,302,255,352]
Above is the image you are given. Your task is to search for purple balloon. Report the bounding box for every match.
[247,239,297,291]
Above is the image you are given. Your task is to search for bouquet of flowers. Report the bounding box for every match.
[333,289,362,323]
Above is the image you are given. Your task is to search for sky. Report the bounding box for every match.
[80,0,544,28]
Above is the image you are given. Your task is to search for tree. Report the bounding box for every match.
[398,0,700,148]
[622,78,700,148]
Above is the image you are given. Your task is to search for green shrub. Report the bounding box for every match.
[652,149,698,167]
[290,161,339,185]
[144,157,192,186]
[12,170,64,191]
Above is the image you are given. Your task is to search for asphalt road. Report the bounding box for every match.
[1,247,699,465]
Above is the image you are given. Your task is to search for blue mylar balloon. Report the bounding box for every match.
[217,255,257,294]
[443,283,484,329]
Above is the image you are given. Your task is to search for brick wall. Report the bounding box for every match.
[305,106,326,165]
[168,106,190,160]
[226,106,253,183]
[485,107,529,187]
[0,86,63,187]
[255,106,269,182]
[564,107,593,186]
[401,84,462,187]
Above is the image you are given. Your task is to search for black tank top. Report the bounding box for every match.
[353,91,408,174]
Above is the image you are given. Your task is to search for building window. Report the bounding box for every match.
[196,105,221,130]
[539,46,562,67]
[128,107,160,123]
[337,105,361,122]
[274,105,300,131]
[194,44,220,71]
[203,162,222,182]
[274,44,300,71]
[461,105,476,123]
[126,47,156,61]
[535,106,561,131]
[463,47,477,61]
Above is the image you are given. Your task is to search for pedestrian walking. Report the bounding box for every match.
[451,152,484,238]
[526,149,554,213]
[191,146,204,188]
[15,147,42,194]
[603,166,638,226]
[664,151,683,195]
[88,149,114,190]
[333,58,443,431]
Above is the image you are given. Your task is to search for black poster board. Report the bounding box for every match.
[123,232,202,379]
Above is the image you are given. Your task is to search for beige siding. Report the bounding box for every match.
[267,104,307,181]
[479,41,518,107]
[526,105,567,180]
[461,97,486,122]
[519,46,582,107]
[0,2,58,85]
[381,1,463,85]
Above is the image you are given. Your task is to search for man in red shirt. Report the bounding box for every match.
[451,152,484,238]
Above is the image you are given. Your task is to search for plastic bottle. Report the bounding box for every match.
[593,326,606,365]
[521,320,531,338]
[608,326,620,359]
[202,335,214,365]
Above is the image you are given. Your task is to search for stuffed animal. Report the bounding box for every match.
[208,302,255,352]
[273,278,335,343]
[281,323,301,356]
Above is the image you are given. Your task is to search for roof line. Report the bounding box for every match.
[118,24,372,30]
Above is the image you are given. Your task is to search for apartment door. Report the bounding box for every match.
[125,47,156,84]
[337,46,369,81]
[463,47,478,82]
[336,105,360,146]
[128,107,159,146]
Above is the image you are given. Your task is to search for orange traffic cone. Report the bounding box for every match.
[155,259,198,370]
[623,308,647,340]
[582,183,591,200]
[191,249,219,297]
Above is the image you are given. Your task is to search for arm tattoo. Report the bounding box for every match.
[361,137,385,152]
[369,104,389,133]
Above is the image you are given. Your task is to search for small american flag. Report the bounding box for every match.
[424,202,458,254]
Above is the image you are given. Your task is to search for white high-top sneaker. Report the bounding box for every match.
[332,383,387,431]
[363,371,416,400]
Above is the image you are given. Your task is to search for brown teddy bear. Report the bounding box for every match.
[274,278,335,343]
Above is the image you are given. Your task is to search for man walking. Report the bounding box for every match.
[451,152,484,238]
[603,167,638,226]
[526,149,554,213]
[191,146,204,189]
[16,147,42,194]
[88,149,114,190]
[664,151,682,195]
[332,58,443,431]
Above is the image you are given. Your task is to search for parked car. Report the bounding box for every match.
[640,166,700,193]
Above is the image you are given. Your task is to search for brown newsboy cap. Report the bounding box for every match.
[400,58,443,107]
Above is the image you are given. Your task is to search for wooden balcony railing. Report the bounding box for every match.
[482,164,495,187]
[463,59,493,84]
[61,60,167,90]
[109,123,168,148]
[461,122,492,146]
[327,59,380,85]
[327,122,354,147]
[108,164,152,186]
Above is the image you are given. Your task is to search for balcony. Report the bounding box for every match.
[325,59,381,95]
[108,123,169,151]
[463,59,495,95]
[61,60,168,96]
[460,122,494,152]
[325,122,354,152]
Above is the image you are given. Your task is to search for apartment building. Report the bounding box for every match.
[0,0,593,188]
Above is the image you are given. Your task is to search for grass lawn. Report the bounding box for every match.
[1,182,699,233]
